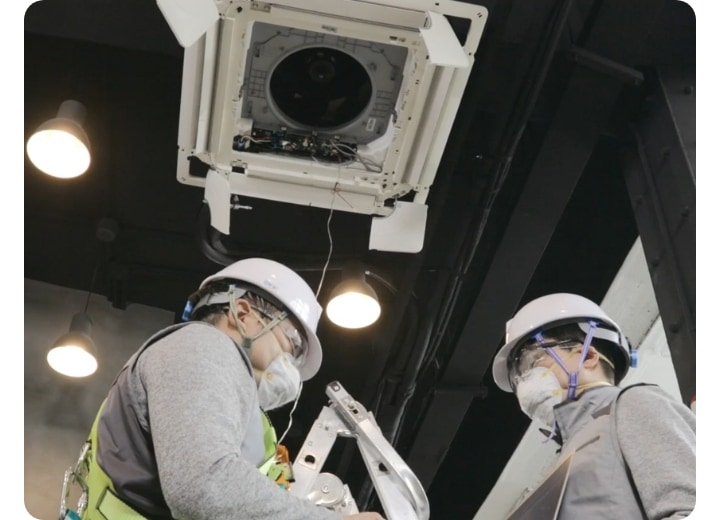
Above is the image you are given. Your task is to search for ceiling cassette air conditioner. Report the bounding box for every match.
[163,0,488,253]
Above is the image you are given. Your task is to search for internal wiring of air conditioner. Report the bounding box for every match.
[235,133,384,173]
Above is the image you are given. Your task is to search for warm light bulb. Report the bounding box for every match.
[327,291,381,329]
[47,345,98,377]
[27,128,91,178]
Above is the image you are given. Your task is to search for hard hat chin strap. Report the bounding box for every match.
[535,320,598,400]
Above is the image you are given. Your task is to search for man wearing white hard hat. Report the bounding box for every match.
[65,258,384,520]
[492,293,695,519]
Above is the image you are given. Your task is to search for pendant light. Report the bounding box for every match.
[46,218,118,377]
[26,99,91,178]
[326,262,381,329]
[47,312,98,378]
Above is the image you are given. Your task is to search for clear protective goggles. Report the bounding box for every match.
[508,339,580,391]
[249,301,309,365]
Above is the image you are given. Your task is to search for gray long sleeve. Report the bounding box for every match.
[616,385,696,520]
[134,324,342,520]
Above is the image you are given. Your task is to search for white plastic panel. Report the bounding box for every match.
[369,201,428,253]
[420,11,469,68]
[156,0,218,48]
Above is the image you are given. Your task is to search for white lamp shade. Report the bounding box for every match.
[327,285,381,329]
[47,343,98,378]
[26,100,91,178]
[47,313,98,378]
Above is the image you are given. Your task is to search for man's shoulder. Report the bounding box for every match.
[618,382,671,401]
[140,321,236,363]
[156,320,227,343]
[616,383,691,418]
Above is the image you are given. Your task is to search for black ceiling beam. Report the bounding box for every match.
[621,67,696,404]
[404,0,667,488]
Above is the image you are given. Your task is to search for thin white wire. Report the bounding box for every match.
[315,180,339,299]
[280,174,338,445]
[278,381,303,445]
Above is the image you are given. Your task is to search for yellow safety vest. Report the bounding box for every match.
[61,401,291,520]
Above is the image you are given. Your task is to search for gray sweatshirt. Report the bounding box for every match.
[96,321,343,520]
[553,384,696,519]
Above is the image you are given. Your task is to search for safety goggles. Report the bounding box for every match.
[250,302,309,364]
[508,339,580,390]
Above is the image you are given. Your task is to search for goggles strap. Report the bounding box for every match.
[544,344,576,399]
[534,331,574,377]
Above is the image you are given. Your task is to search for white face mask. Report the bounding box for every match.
[257,352,302,411]
[515,366,564,427]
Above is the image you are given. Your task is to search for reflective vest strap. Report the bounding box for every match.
[258,411,279,475]
[262,412,278,460]
[83,404,281,518]
[97,488,148,520]
[258,412,294,490]
[83,400,148,520]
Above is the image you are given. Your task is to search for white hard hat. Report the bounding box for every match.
[492,293,631,392]
[198,258,323,381]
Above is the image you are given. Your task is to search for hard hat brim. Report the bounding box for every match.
[492,338,520,393]
[298,328,322,381]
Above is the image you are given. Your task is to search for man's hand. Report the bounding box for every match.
[342,513,385,520]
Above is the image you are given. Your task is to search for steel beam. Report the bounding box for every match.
[621,69,696,403]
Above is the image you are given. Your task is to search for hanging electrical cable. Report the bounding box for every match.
[315,181,339,298]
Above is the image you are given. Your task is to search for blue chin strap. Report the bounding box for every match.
[535,320,598,401]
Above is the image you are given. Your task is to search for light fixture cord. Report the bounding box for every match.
[315,182,339,298]
[83,258,101,313]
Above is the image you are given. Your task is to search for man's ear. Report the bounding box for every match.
[228,298,253,325]
[582,346,601,369]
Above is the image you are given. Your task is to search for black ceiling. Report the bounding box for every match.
[24,0,694,518]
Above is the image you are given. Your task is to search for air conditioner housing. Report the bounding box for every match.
[172,0,488,252]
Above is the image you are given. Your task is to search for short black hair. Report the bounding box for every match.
[188,280,234,324]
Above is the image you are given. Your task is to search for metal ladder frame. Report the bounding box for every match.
[289,381,430,520]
